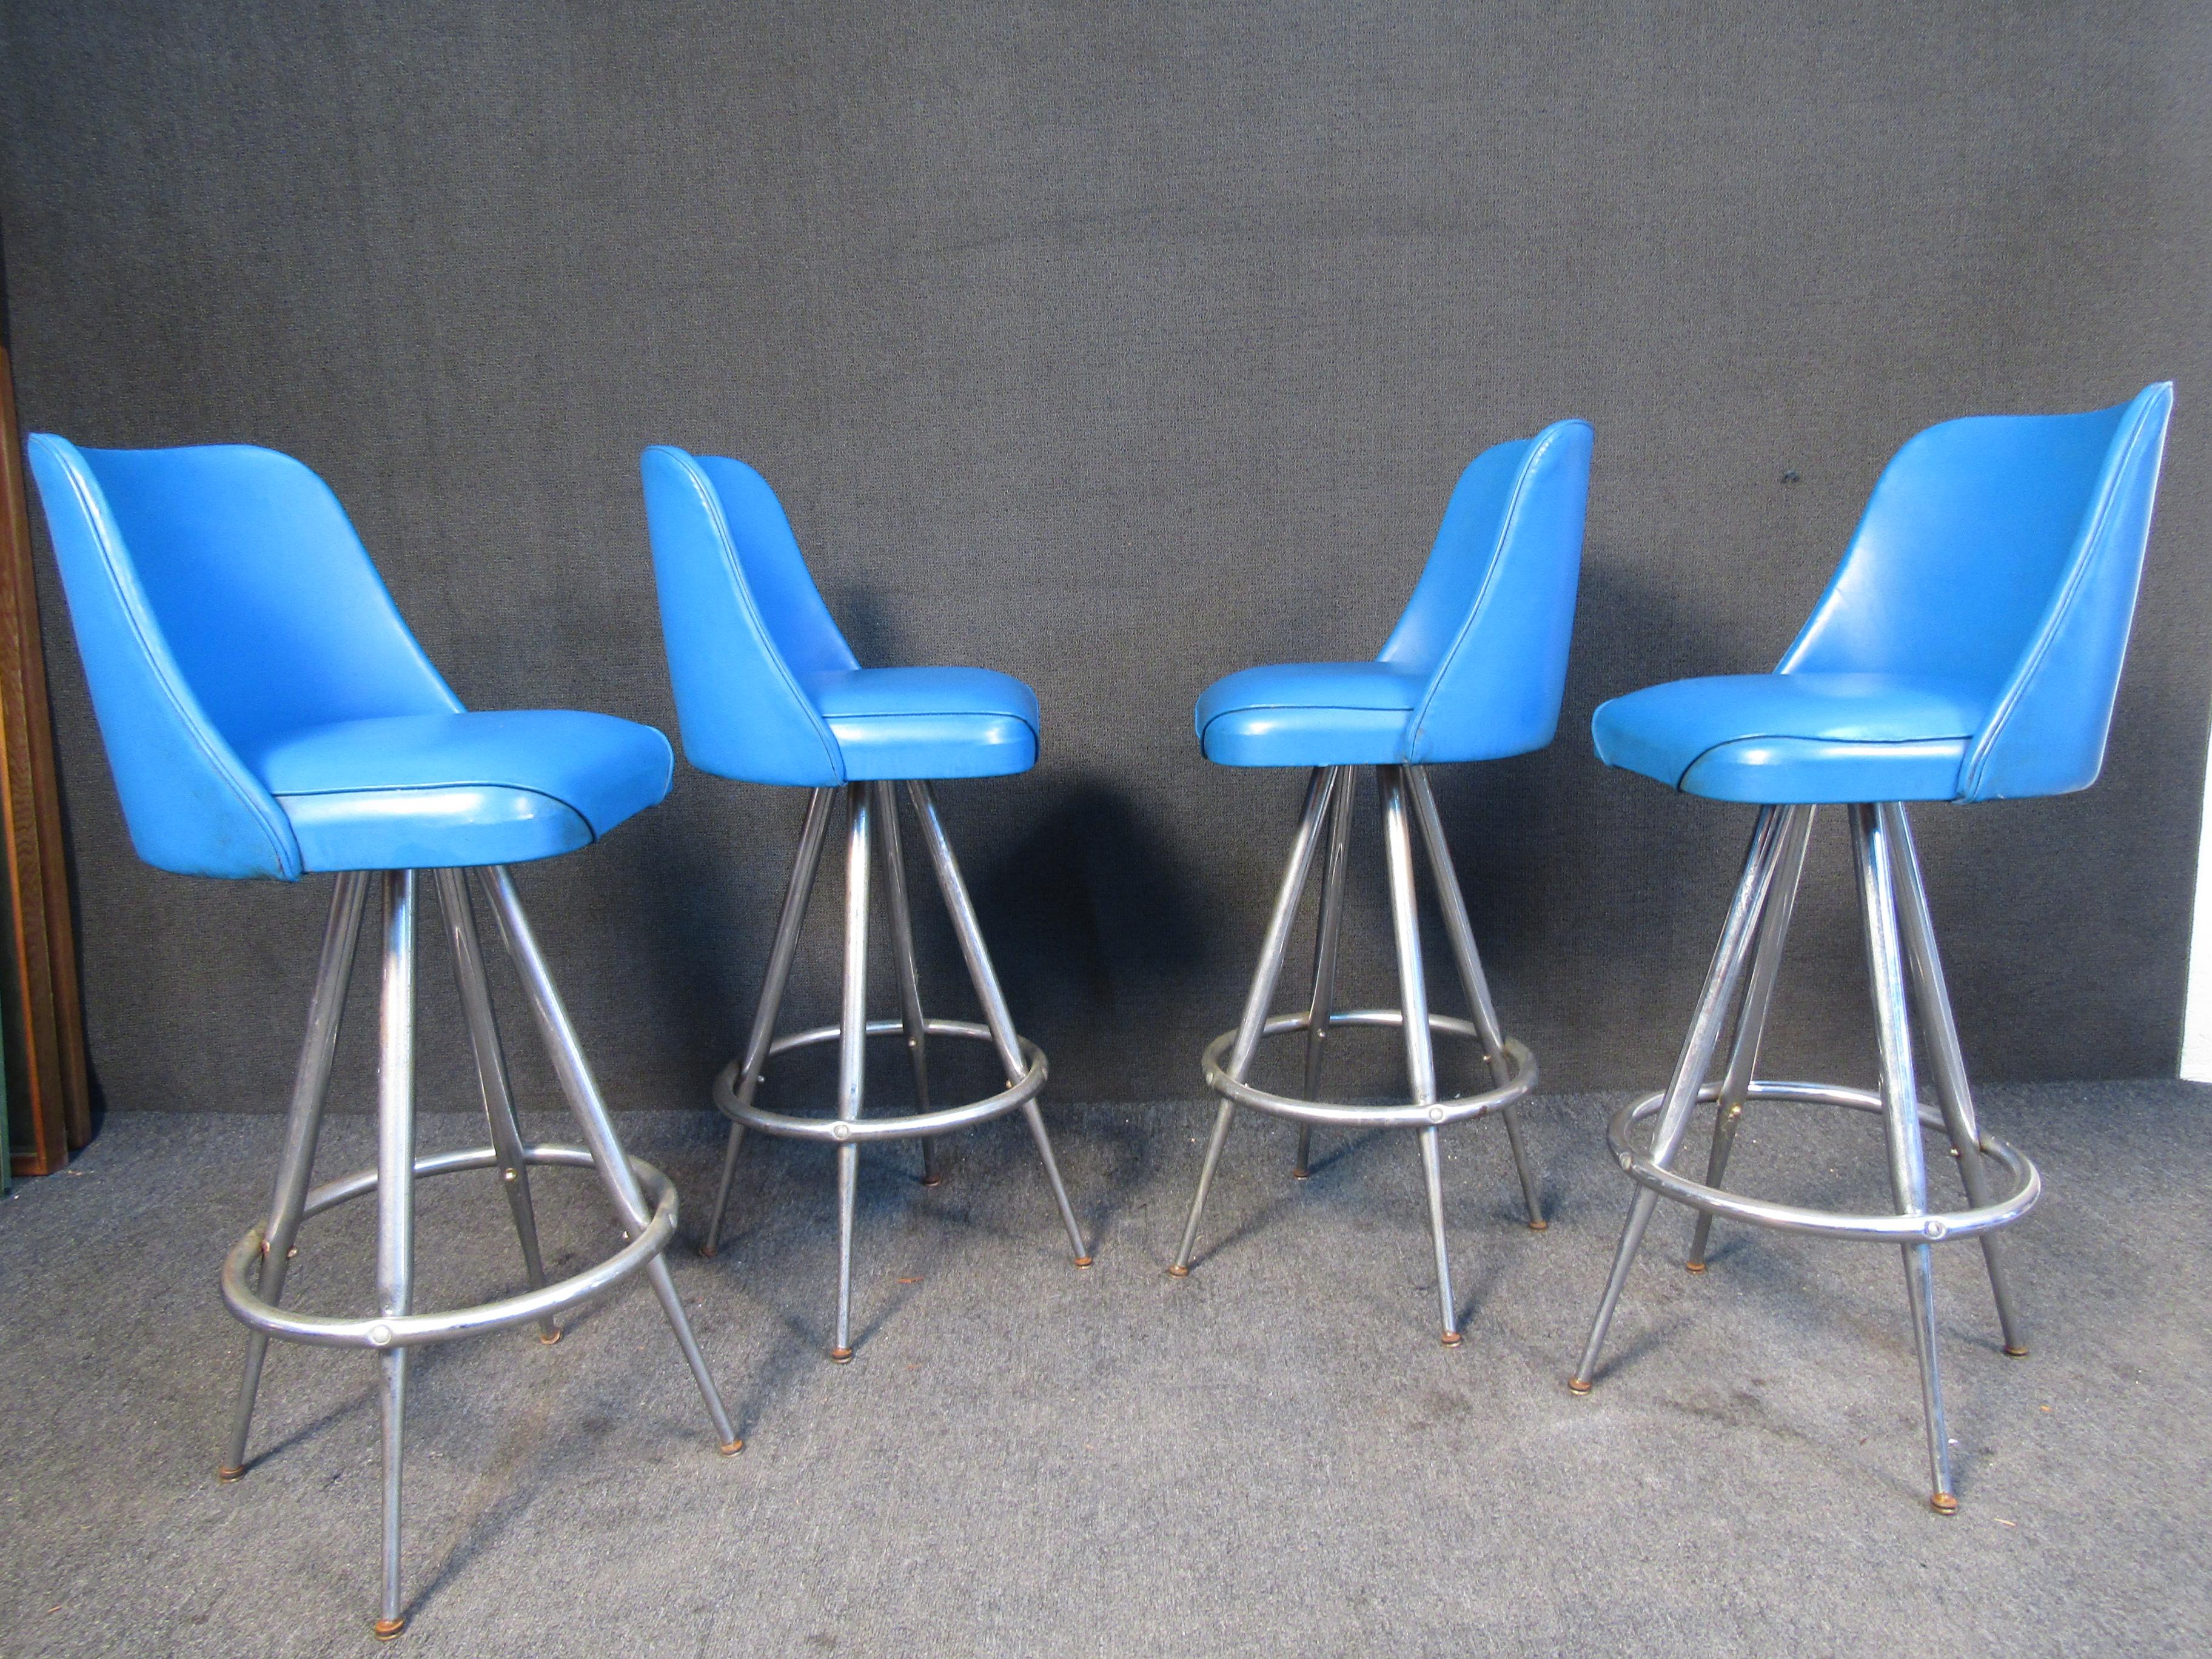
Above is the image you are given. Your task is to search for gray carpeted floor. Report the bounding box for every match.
[1,1082,2207,1656]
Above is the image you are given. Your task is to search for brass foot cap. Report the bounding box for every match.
[373,1618,407,1641]
[719,1438,745,1456]
[1073,1255,1094,1269]
[919,1175,943,1188]
[1165,1264,1190,1278]
[696,1245,717,1260]
[1930,1493,1959,1516]
[538,1327,563,1346]
[1292,1169,1310,1181]
[1566,1377,1593,1396]
[1439,1331,1464,1348]
[830,1347,854,1364]
[2003,1345,2029,1359]
[215,1465,246,1484]
[1527,1218,1549,1232]
[1684,1260,1708,1274]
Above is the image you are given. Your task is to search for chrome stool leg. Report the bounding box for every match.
[908,781,1090,1265]
[702,787,836,1259]
[1173,765,1540,1336]
[1887,803,2028,1356]
[220,871,372,1483]
[1572,803,2040,1511]
[1852,805,1954,1512]
[876,781,940,1188]
[1381,766,1460,1344]
[832,783,874,1362]
[1295,767,1354,1180]
[220,866,736,1635]
[1171,768,1340,1275]
[1572,806,1794,1393]
[710,782,1081,1361]
[1686,806,1815,1271]
[373,871,418,1640]
[1408,767,1547,1230]
[480,867,742,1452]
[437,869,557,1342]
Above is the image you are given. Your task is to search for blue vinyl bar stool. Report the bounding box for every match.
[1569,384,2174,1512]
[24,437,740,1637]
[1170,420,1593,1343]
[639,446,1090,1363]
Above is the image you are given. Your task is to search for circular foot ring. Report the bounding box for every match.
[221,1146,679,1350]
[1202,1011,1535,1130]
[1608,1082,2040,1244]
[717,1019,1046,1145]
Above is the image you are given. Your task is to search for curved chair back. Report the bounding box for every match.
[1378,418,1593,763]
[1780,382,2174,800]
[639,446,857,786]
[24,437,458,879]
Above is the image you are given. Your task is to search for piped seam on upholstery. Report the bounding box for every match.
[1960,395,2160,799]
[665,450,845,782]
[1407,423,1569,758]
[274,783,599,842]
[1670,732,1970,793]
[1200,703,1413,748]
[40,439,303,879]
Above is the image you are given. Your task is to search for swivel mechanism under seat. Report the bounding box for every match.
[1170,418,1594,1344]
[639,445,1091,1364]
[23,437,741,1638]
[1568,383,2174,1514]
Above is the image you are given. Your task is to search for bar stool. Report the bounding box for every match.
[24,437,740,1637]
[638,446,1090,1363]
[1170,420,1593,1343]
[1570,383,2174,1512]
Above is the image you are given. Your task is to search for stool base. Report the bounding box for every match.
[700,780,1090,1361]
[1171,763,1545,1345]
[215,866,740,1636]
[1572,803,2039,1514]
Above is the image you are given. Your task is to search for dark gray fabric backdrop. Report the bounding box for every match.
[1,0,2207,1122]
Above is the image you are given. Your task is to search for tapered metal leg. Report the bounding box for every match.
[1170,768,1340,1275]
[435,868,558,1342]
[1687,805,1815,1271]
[1381,768,1460,1345]
[373,871,418,1639]
[1407,767,1544,1231]
[832,785,872,1362]
[875,782,940,1188]
[908,781,1092,1265]
[480,866,742,1451]
[1885,803,2027,1356]
[704,787,836,1258]
[220,872,372,1483]
[1853,805,1956,1513]
[1295,768,1353,1179]
[1572,806,1790,1393]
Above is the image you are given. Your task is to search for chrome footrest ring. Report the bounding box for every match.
[1202,1009,1537,1128]
[1608,1080,2040,1243]
[715,1017,1047,1144]
[220,1145,678,1349]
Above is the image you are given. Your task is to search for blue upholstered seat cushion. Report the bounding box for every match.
[244,710,674,871]
[1194,662,1430,768]
[805,666,1040,780]
[1591,673,1989,803]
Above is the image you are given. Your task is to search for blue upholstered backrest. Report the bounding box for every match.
[639,446,855,786]
[24,436,460,878]
[1779,383,2174,800]
[1379,418,1594,763]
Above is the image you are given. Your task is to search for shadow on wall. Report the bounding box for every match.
[969,776,1213,1076]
